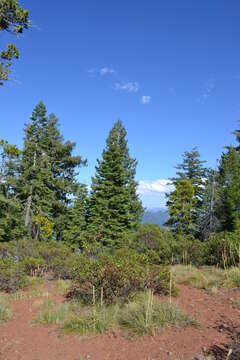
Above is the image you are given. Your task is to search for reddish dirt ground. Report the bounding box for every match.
[0,284,239,360]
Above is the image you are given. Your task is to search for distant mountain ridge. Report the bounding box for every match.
[142,207,169,227]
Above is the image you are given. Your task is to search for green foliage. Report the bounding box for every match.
[0,292,12,321]
[88,120,143,248]
[119,291,197,336]
[21,256,46,276]
[69,251,172,304]
[63,183,88,248]
[166,179,196,235]
[18,102,87,241]
[173,264,240,290]
[0,139,23,242]
[216,147,240,232]
[0,0,30,84]
[0,258,26,292]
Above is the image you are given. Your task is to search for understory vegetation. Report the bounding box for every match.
[34,290,196,337]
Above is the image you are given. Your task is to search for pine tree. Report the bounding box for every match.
[172,147,207,202]
[88,120,143,248]
[0,0,30,85]
[199,169,219,239]
[166,179,196,235]
[63,183,88,248]
[42,113,87,240]
[0,139,23,241]
[19,102,54,240]
[18,102,87,241]
[216,147,240,231]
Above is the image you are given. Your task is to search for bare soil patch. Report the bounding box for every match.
[0,283,240,360]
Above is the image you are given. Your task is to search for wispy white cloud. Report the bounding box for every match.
[141,95,151,104]
[198,80,215,103]
[114,81,139,93]
[138,179,174,196]
[87,68,97,77]
[100,67,116,76]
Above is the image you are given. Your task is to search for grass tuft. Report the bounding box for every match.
[0,292,12,322]
[34,290,196,337]
[53,279,71,296]
[173,265,240,291]
[118,291,197,336]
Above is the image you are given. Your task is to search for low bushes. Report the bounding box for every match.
[0,259,26,293]
[68,251,173,305]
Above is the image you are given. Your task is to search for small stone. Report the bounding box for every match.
[167,351,173,356]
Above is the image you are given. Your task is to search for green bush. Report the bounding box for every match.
[68,251,173,304]
[203,232,240,267]
[51,254,78,279]
[21,256,46,276]
[0,259,26,292]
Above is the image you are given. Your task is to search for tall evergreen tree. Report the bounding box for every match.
[166,179,196,235]
[88,120,143,248]
[0,139,23,241]
[19,102,87,240]
[199,169,219,239]
[216,147,240,232]
[19,102,54,239]
[63,183,88,248]
[172,147,207,202]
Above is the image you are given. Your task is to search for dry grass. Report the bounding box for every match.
[34,290,196,337]
[0,292,12,322]
[173,265,240,291]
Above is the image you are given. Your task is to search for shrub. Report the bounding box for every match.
[21,256,46,276]
[0,259,26,293]
[51,254,78,279]
[68,251,173,304]
[0,293,12,321]
[37,241,73,271]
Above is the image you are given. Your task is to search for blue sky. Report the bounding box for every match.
[1,1,240,207]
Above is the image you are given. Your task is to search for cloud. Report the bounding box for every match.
[198,81,215,103]
[100,67,115,76]
[141,95,151,104]
[114,81,139,93]
[87,68,97,77]
[138,179,174,196]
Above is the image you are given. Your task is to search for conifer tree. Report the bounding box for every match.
[172,147,206,202]
[88,120,143,248]
[216,147,240,231]
[19,102,54,240]
[0,139,23,241]
[166,179,196,235]
[63,183,88,248]
[19,102,87,240]
[199,169,219,239]
[0,0,30,85]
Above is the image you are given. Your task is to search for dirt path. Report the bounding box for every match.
[0,284,239,360]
